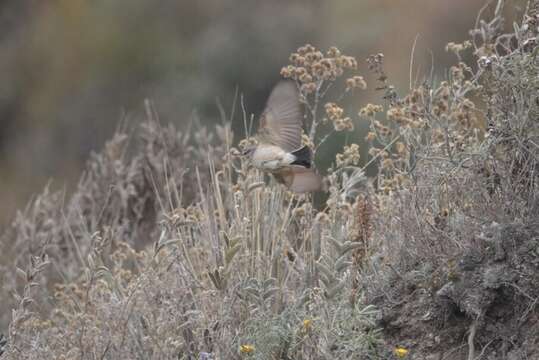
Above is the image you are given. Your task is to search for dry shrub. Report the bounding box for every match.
[0,103,229,333]
[362,1,539,358]
[1,1,538,359]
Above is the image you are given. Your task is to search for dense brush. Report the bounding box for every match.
[1,1,538,359]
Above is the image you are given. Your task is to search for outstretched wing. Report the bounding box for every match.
[258,81,303,152]
[273,166,322,193]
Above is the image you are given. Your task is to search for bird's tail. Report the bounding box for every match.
[290,145,312,168]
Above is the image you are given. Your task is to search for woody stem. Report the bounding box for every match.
[308,80,323,155]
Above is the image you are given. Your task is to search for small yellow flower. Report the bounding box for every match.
[240,344,255,354]
[303,319,312,330]
[394,346,409,358]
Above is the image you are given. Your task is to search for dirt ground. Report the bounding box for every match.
[373,223,539,359]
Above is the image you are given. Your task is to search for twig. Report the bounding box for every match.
[361,135,401,171]
[467,317,479,360]
[314,129,336,154]
[474,339,494,360]
[409,34,420,90]
[308,80,324,147]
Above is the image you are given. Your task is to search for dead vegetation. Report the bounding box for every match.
[0,1,538,359]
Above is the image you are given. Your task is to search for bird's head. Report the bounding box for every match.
[240,138,258,158]
[241,145,256,157]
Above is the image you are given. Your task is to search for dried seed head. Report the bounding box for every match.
[346,76,367,91]
[359,103,383,117]
[300,82,317,94]
[365,131,376,141]
[327,46,341,58]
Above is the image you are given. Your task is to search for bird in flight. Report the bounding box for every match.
[243,81,322,193]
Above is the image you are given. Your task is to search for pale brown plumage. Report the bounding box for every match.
[258,81,303,152]
[249,81,322,193]
[272,165,322,193]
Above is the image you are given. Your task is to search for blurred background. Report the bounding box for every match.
[0,0,522,226]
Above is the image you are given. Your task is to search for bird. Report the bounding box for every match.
[242,81,322,193]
